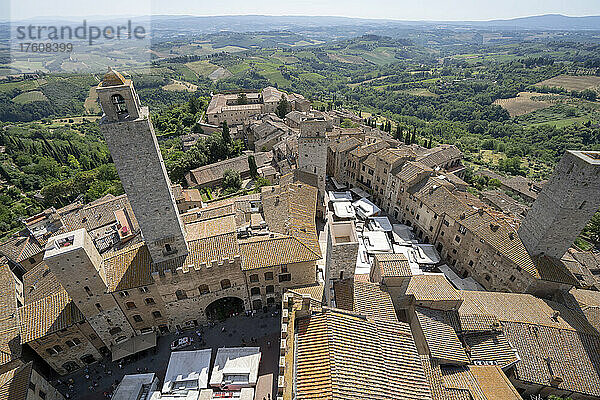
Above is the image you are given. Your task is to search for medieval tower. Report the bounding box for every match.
[519,150,600,259]
[44,229,135,347]
[96,69,188,265]
[298,118,328,203]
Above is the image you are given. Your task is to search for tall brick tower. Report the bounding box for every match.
[298,118,328,202]
[44,229,135,347]
[519,150,600,259]
[96,69,188,265]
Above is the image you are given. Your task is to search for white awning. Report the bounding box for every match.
[111,332,157,361]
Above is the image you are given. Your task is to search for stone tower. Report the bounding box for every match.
[519,150,600,259]
[44,229,134,347]
[298,118,328,202]
[96,69,188,265]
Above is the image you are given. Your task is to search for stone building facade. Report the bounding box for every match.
[43,229,135,348]
[97,69,188,266]
[298,118,329,202]
[328,135,580,295]
[519,150,600,259]
[324,218,359,304]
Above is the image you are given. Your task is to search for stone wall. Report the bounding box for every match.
[29,324,102,376]
[519,150,600,259]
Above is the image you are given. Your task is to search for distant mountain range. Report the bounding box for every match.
[6,14,600,33]
[148,14,600,32]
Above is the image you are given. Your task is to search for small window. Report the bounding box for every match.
[152,311,162,319]
[109,327,122,336]
[455,235,461,243]
[164,244,172,253]
[73,338,81,345]
[29,382,36,392]
[139,286,150,293]
[119,291,130,298]
[144,297,156,305]
[95,303,103,312]
[264,272,274,281]
[133,315,143,323]
[111,94,128,115]
[279,273,291,282]
[65,340,76,348]
[250,287,261,296]
[126,301,136,310]
[221,279,231,290]
[84,286,92,296]
[509,275,516,282]
[175,289,187,300]
[39,390,46,399]
[53,345,63,353]
[198,285,210,295]
[266,285,274,294]
[249,274,259,283]
[468,260,474,267]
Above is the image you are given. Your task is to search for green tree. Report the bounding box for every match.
[248,155,258,178]
[222,169,242,194]
[221,121,231,144]
[276,94,290,119]
[583,211,600,243]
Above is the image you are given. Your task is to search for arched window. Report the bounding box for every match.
[125,301,136,310]
[198,284,210,295]
[175,289,187,300]
[220,279,231,290]
[111,94,128,115]
[250,287,260,296]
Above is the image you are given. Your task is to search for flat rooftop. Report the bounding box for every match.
[163,349,212,393]
[569,150,600,165]
[209,347,261,388]
[112,373,156,400]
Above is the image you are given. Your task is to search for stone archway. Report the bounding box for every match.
[205,297,245,321]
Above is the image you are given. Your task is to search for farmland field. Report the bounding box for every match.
[163,79,198,92]
[11,91,48,104]
[493,92,556,117]
[535,75,600,92]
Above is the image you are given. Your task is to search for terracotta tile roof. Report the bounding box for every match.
[503,321,600,397]
[156,233,241,273]
[349,140,389,159]
[377,147,416,165]
[455,290,600,398]
[184,214,236,241]
[186,152,272,187]
[0,264,20,366]
[363,153,378,169]
[239,236,319,271]
[417,145,461,168]
[353,280,398,322]
[288,284,324,303]
[415,307,469,364]
[406,275,461,302]
[393,161,433,185]
[60,194,139,234]
[440,366,487,400]
[0,233,44,264]
[295,309,432,400]
[463,332,519,368]
[374,253,411,277]
[19,288,84,343]
[458,290,596,334]
[103,243,154,292]
[22,263,62,304]
[262,183,321,257]
[0,362,33,400]
[419,356,448,400]
[468,365,521,400]
[334,137,361,153]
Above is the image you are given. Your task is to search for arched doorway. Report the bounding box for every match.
[252,299,262,311]
[205,297,244,321]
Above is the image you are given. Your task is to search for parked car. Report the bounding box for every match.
[171,337,192,350]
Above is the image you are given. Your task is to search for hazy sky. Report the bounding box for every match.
[7,0,600,21]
